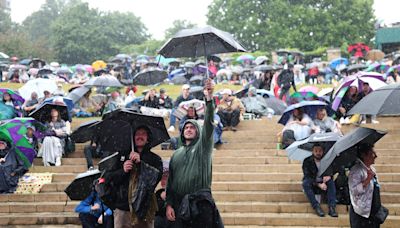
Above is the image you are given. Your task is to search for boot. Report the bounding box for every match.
[314,204,325,217]
[328,206,338,217]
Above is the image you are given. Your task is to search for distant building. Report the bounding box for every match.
[0,0,11,12]
[375,23,400,53]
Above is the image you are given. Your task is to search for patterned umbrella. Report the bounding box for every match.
[0,118,46,167]
[365,63,390,73]
[298,86,319,94]
[385,65,400,77]
[289,91,319,105]
[0,88,25,104]
[236,54,255,62]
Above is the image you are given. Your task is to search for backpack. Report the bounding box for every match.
[335,168,350,205]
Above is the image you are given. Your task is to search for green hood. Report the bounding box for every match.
[180,119,201,146]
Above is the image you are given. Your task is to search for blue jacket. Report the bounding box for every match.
[75,191,112,218]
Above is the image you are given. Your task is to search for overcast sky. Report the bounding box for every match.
[10,0,399,40]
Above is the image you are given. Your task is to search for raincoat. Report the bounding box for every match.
[0,145,28,193]
[166,100,214,209]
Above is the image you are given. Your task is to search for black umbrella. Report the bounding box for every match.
[254,64,274,72]
[159,26,246,58]
[318,127,387,177]
[132,161,161,219]
[207,55,222,62]
[91,109,170,151]
[29,103,69,123]
[346,64,366,73]
[347,84,400,116]
[29,58,46,68]
[264,97,287,115]
[67,86,90,104]
[98,152,120,171]
[70,120,99,143]
[84,75,123,88]
[65,169,101,200]
[132,69,168,85]
[189,86,204,100]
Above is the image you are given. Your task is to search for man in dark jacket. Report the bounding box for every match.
[278,64,297,102]
[0,140,28,193]
[106,126,163,227]
[166,79,223,228]
[302,143,337,217]
[158,88,173,109]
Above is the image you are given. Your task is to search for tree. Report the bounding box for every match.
[0,9,15,33]
[119,39,164,56]
[207,0,375,52]
[164,20,197,40]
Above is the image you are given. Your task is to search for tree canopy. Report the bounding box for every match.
[164,20,197,40]
[207,0,376,52]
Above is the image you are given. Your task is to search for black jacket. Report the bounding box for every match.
[302,155,319,183]
[174,95,194,108]
[278,69,296,92]
[106,148,163,211]
[178,189,224,228]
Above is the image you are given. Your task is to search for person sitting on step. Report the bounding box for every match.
[217,88,245,131]
[302,143,338,217]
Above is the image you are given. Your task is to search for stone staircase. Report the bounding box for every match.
[1,117,400,227]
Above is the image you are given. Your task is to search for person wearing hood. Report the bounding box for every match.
[166,79,223,227]
[0,140,28,193]
[106,125,163,228]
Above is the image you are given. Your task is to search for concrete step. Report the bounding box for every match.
[0,212,79,226]
[3,191,400,204]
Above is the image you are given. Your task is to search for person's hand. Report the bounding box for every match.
[123,159,133,173]
[204,78,214,101]
[159,98,165,104]
[91,142,96,148]
[166,205,176,221]
[129,152,141,164]
[318,183,327,191]
[338,107,346,114]
[322,176,331,183]
[97,215,103,224]
[91,204,100,211]
[10,172,15,176]
[0,158,5,163]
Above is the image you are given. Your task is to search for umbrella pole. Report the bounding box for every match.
[202,34,209,79]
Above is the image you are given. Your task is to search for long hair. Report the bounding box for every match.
[50,109,62,122]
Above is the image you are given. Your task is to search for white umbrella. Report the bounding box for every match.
[0,52,9,59]
[254,56,269,65]
[18,78,58,100]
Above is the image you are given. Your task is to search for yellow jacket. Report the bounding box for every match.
[217,97,245,116]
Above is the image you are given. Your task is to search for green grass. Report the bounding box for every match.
[0,82,243,100]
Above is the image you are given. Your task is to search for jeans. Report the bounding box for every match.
[302,178,336,208]
[169,108,177,127]
[218,109,240,127]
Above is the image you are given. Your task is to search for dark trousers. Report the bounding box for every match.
[350,205,380,228]
[84,146,108,169]
[79,213,113,228]
[218,109,240,127]
[169,201,214,228]
[302,178,336,208]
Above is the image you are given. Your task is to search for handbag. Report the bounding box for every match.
[64,136,75,155]
[375,205,389,224]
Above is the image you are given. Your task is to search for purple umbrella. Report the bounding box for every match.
[0,88,25,104]
[331,72,387,111]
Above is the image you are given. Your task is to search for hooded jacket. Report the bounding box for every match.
[0,144,28,193]
[166,100,215,209]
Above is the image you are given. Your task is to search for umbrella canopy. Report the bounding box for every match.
[91,60,107,72]
[132,69,168,85]
[365,63,390,73]
[254,56,269,65]
[318,127,387,177]
[347,43,370,58]
[42,96,74,112]
[18,78,58,100]
[65,169,101,201]
[236,54,255,62]
[0,52,9,59]
[346,64,367,73]
[278,100,328,125]
[30,103,69,123]
[56,67,73,75]
[0,102,17,120]
[366,49,385,61]
[298,86,319,94]
[67,86,90,104]
[285,132,341,161]
[174,99,205,119]
[347,83,400,116]
[84,75,123,88]
[19,59,31,66]
[0,88,25,104]
[331,72,387,111]
[92,109,170,151]
[329,58,348,69]
[264,96,287,115]
[385,65,400,77]
[0,118,46,167]
[29,58,46,68]
[10,64,27,71]
[254,64,274,72]
[158,25,246,58]
[154,55,177,65]
[289,91,319,104]
[207,55,222,63]
[70,120,100,143]
[114,54,132,62]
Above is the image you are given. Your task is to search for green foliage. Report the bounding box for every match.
[0,9,13,33]
[164,20,197,40]
[207,0,376,52]
[119,39,164,57]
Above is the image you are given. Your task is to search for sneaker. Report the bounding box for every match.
[339,117,345,124]
[361,120,366,124]
[344,117,350,124]
[231,126,237,132]
[328,206,338,217]
[55,157,62,166]
[372,120,380,124]
[88,166,94,171]
[167,126,175,132]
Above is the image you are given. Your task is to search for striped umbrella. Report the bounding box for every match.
[289,91,319,105]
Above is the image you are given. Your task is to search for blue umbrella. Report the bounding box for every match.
[42,96,74,112]
[278,100,329,125]
[329,57,348,69]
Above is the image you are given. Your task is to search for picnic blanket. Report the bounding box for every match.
[15,172,53,194]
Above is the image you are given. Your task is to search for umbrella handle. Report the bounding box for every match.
[202,34,209,79]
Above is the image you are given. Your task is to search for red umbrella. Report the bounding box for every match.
[347,43,370,58]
